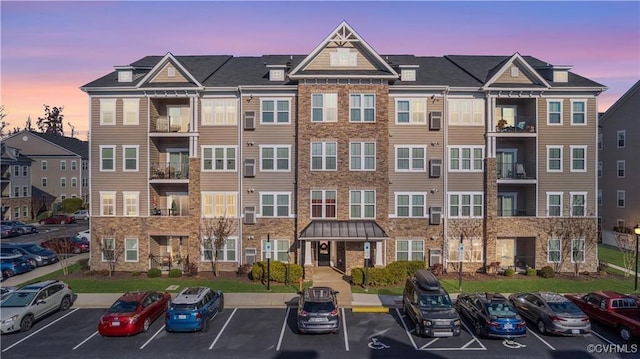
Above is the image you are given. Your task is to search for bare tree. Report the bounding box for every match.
[95,225,121,276]
[0,105,7,137]
[613,229,636,277]
[447,218,484,275]
[199,216,236,276]
[44,228,76,276]
[543,213,598,276]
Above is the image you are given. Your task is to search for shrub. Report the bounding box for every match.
[131,271,141,276]
[168,269,182,278]
[250,261,303,284]
[406,261,426,276]
[351,268,364,286]
[147,267,162,278]
[61,197,83,214]
[504,268,516,276]
[183,262,198,277]
[237,264,252,275]
[538,266,555,278]
[366,267,387,286]
[526,268,537,276]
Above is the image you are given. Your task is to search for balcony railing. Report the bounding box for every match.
[495,116,536,133]
[150,206,190,216]
[497,162,531,179]
[497,209,535,217]
[152,116,190,133]
[150,162,189,180]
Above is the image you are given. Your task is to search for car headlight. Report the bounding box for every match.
[2,315,19,324]
[423,320,432,326]
[453,320,461,326]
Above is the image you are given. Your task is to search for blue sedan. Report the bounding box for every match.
[455,292,527,339]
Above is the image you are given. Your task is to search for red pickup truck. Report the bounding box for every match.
[565,291,640,342]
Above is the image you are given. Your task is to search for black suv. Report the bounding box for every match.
[296,286,340,334]
[402,269,461,337]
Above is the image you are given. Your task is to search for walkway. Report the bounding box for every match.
[311,267,354,308]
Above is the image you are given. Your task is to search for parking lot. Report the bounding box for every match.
[1,305,638,359]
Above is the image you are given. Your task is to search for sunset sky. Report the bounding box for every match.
[2,1,638,140]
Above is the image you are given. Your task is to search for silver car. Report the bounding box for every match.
[509,292,590,336]
[1,280,75,333]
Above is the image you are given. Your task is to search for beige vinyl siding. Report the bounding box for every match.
[306,45,378,71]
[150,63,189,83]
[495,64,536,84]
[446,127,485,146]
[446,173,485,192]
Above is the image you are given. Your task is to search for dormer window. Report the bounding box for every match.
[399,65,419,82]
[553,70,568,83]
[510,66,519,77]
[118,70,132,82]
[330,48,357,67]
[167,66,176,77]
[270,69,285,81]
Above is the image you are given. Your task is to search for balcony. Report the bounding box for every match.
[152,116,190,133]
[150,195,189,216]
[497,209,535,217]
[496,161,533,180]
[495,116,536,134]
[150,162,189,180]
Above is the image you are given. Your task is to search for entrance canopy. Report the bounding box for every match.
[299,220,388,241]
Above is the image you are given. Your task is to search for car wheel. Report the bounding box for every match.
[537,320,547,335]
[20,315,34,332]
[40,220,46,225]
[28,259,37,268]
[142,318,151,333]
[619,326,632,342]
[201,316,210,333]
[2,269,14,279]
[59,296,71,311]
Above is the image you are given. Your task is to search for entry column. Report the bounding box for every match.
[375,241,383,266]
[304,240,313,266]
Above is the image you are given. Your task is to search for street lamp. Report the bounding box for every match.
[634,224,640,292]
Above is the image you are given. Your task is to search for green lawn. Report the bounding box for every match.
[598,244,627,267]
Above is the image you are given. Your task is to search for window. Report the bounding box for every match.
[447,237,483,262]
[22,206,29,217]
[13,165,19,177]
[547,146,563,172]
[22,186,28,197]
[571,100,586,125]
[570,192,586,216]
[100,99,116,125]
[449,146,483,171]
[123,146,139,171]
[395,193,427,217]
[202,192,237,218]
[260,192,291,217]
[13,207,19,218]
[350,190,376,219]
[13,186,19,197]
[311,142,337,170]
[571,239,585,263]
[598,130,603,150]
[202,237,237,262]
[261,239,289,262]
[100,146,115,171]
[396,99,426,124]
[617,160,625,178]
[41,161,47,171]
[123,98,140,125]
[60,160,66,171]
[71,177,77,187]
[261,99,290,124]
[350,142,376,171]
[449,193,483,217]
[260,145,290,171]
[41,178,47,187]
[598,189,602,206]
[617,190,625,208]
[202,99,237,125]
[617,130,626,148]
[448,99,484,125]
[598,161,602,178]
[60,177,66,187]
[396,239,424,261]
[350,94,375,122]
[330,48,357,66]
[311,190,337,219]
[82,178,88,187]
[124,238,138,262]
[547,100,562,124]
[101,238,115,261]
[100,191,116,216]
[548,239,561,263]
[71,160,77,171]
[123,191,139,216]
[547,192,562,217]
[202,146,237,171]
[22,166,27,176]
[570,146,587,172]
[395,145,426,172]
[312,93,338,122]
[82,160,88,171]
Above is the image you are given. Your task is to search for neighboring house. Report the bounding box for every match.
[598,80,640,248]
[81,21,605,274]
[0,144,33,221]
[2,131,89,208]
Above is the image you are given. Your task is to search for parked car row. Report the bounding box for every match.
[40,236,90,254]
[1,243,59,269]
[1,221,38,238]
[0,255,33,281]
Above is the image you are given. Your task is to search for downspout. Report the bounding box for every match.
[238,86,244,267]
[442,87,449,273]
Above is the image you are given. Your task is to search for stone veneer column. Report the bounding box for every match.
[484,157,498,268]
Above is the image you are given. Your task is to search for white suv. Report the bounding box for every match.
[71,210,89,220]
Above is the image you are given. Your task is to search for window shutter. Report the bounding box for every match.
[244,111,255,130]
[429,111,442,130]
[244,206,256,224]
[429,159,442,178]
[429,207,442,225]
[244,159,255,177]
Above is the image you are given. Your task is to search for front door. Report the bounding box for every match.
[318,241,330,266]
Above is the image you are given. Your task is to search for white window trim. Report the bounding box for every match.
[447,237,484,262]
[60,177,66,188]
[60,160,66,171]
[100,191,116,216]
[259,145,291,172]
[546,145,563,172]
[350,141,376,171]
[310,141,337,171]
[71,160,77,171]
[310,189,337,219]
[99,145,116,172]
[41,177,47,187]
[547,238,561,263]
[394,145,426,172]
[570,99,587,126]
[123,98,140,125]
[547,99,563,125]
[617,160,625,178]
[448,192,484,218]
[448,99,485,126]
[201,145,237,172]
[395,98,427,125]
[349,93,376,122]
[201,98,238,126]
[124,238,139,262]
[201,237,238,262]
[349,189,376,219]
[101,238,116,262]
[616,190,625,208]
[41,160,47,171]
[123,191,140,217]
[569,145,587,172]
[122,145,139,172]
[312,93,338,123]
[100,99,116,125]
[571,238,586,263]
[259,192,292,218]
[260,98,291,124]
[569,192,587,217]
[617,130,626,148]
[201,192,238,218]
[547,192,563,217]
[71,177,77,187]
[393,192,428,218]
[395,239,425,261]
[448,146,484,172]
[260,239,290,262]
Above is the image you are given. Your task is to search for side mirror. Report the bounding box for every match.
[37,299,46,305]
[517,297,526,303]
[333,291,340,295]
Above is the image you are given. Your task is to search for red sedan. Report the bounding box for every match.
[98,291,172,336]
[41,236,89,254]
[39,214,76,225]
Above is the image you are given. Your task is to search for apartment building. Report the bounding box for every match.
[598,80,640,247]
[3,131,89,208]
[1,144,33,221]
[81,22,605,275]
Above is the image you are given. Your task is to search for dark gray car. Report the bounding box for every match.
[1,244,58,267]
[297,287,340,334]
[509,291,591,336]
[1,221,37,235]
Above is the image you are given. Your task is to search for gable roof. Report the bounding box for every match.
[599,80,640,124]
[482,52,550,89]
[4,131,89,158]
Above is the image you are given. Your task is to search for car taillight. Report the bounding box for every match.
[550,316,563,322]
[487,321,500,327]
[517,321,527,328]
[196,312,202,319]
[299,310,308,316]
[330,309,338,316]
[581,317,590,322]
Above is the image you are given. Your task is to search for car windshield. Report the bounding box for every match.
[548,301,583,314]
[1,291,37,307]
[108,300,139,313]
[171,303,198,311]
[487,302,517,317]
[418,294,452,309]
[303,301,336,313]
[25,245,46,253]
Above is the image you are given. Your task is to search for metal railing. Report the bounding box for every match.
[150,206,189,216]
[495,116,536,133]
[150,162,189,180]
[496,162,532,179]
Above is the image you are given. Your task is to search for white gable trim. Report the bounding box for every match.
[482,53,550,90]
[136,52,203,89]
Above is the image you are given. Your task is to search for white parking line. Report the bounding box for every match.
[419,337,439,350]
[342,307,349,351]
[2,308,79,352]
[591,330,616,345]
[73,330,99,350]
[209,308,237,350]
[140,323,165,349]
[460,320,487,350]
[527,328,555,350]
[396,308,418,350]
[276,307,290,351]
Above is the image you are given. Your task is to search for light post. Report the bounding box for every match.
[634,225,640,292]
[266,233,271,291]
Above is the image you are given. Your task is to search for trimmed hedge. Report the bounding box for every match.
[526,268,537,276]
[250,261,303,284]
[351,261,426,287]
[538,266,555,278]
[504,268,516,276]
[168,269,183,278]
[147,268,162,278]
